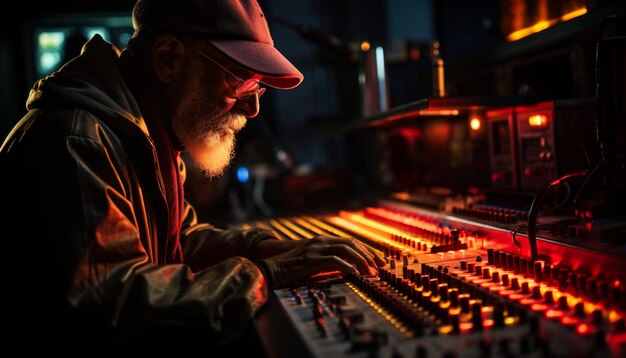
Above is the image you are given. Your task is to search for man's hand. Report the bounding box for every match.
[257,235,385,289]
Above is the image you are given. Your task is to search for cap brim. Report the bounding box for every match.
[209,40,303,90]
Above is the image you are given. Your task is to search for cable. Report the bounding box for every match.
[527,170,588,260]
[538,181,571,216]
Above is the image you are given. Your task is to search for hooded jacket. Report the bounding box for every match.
[0,35,277,350]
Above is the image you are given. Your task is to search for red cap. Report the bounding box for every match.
[132,0,303,89]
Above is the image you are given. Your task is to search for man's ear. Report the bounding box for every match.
[151,34,186,83]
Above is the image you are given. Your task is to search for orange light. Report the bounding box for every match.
[561,8,587,21]
[418,109,459,116]
[483,319,494,328]
[361,41,371,51]
[459,322,473,333]
[505,8,586,42]
[561,316,578,326]
[470,117,481,130]
[531,303,548,312]
[576,323,592,335]
[438,325,453,335]
[528,114,548,126]
[545,309,564,319]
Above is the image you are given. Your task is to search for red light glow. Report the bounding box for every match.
[576,323,592,335]
[545,309,564,319]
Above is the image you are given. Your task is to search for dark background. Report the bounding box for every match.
[2,0,623,226]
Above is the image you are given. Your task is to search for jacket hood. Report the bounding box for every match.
[26,35,148,136]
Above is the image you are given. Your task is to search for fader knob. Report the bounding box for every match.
[471,302,483,331]
[501,273,509,286]
[511,277,520,290]
[460,260,467,271]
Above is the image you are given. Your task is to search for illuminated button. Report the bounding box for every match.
[524,167,539,177]
[539,151,547,161]
[545,309,564,320]
[576,323,593,335]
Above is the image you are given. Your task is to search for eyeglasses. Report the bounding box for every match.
[196,50,266,100]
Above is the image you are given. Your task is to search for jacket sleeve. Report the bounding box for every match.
[179,202,280,271]
[4,112,268,346]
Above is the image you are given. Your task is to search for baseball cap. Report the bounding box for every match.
[132,0,303,89]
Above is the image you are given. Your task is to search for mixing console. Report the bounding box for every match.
[242,201,626,357]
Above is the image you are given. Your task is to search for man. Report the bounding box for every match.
[0,0,383,352]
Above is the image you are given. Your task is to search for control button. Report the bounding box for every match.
[350,327,388,351]
[329,295,347,305]
[501,274,510,287]
[524,167,539,177]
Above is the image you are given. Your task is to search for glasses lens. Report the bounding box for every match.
[236,80,264,99]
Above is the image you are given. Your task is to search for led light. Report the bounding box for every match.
[438,325,453,335]
[545,309,564,319]
[236,166,249,183]
[459,322,473,333]
[561,316,578,326]
[418,109,460,116]
[576,323,592,335]
[528,114,548,126]
[361,41,371,51]
[470,117,481,130]
[561,8,587,21]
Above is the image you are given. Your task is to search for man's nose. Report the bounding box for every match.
[236,92,261,118]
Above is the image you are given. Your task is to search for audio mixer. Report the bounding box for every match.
[241,200,626,357]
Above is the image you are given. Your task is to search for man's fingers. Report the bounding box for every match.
[324,244,376,275]
[320,255,360,275]
[369,248,386,266]
[321,237,379,269]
